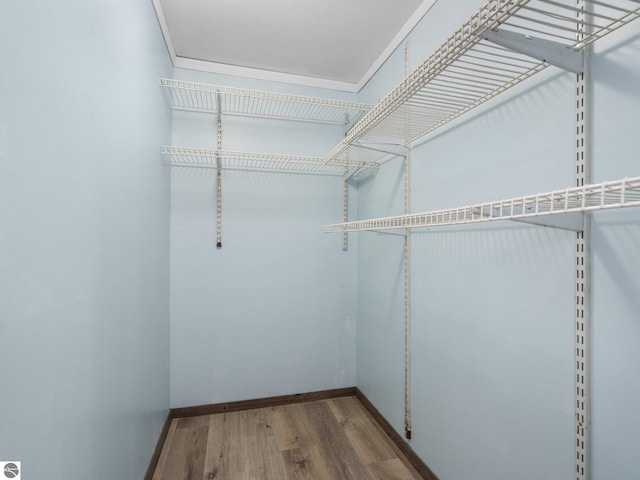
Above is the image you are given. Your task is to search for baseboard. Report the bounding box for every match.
[171,386,357,418]
[355,388,440,480]
[143,410,172,480]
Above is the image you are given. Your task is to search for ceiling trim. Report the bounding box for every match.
[173,57,363,92]
[152,0,177,66]
[152,0,438,93]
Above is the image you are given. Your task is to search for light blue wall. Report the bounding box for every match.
[0,1,172,479]
[355,2,640,480]
[355,157,406,432]
[407,75,577,478]
[591,21,640,480]
[169,69,358,407]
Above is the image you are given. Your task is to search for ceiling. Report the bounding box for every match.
[153,0,437,92]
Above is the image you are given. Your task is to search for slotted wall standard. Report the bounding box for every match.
[575,2,591,478]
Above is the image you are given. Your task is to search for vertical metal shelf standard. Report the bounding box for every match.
[574,2,592,478]
[216,93,223,248]
[403,42,413,442]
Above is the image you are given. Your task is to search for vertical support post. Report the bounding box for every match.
[403,41,412,441]
[342,171,349,251]
[216,93,223,249]
[575,2,591,478]
[403,147,412,440]
[343,113,350,252]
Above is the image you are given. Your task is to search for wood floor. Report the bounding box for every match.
[152,395,425,480]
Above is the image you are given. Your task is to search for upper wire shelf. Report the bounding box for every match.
[325,176,640,232]
[160,78,372,125]
[325,0,640,163]
[164,146,378,178]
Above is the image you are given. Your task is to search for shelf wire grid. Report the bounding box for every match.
[164,146,378,178]
[160,79,372,125]
[325,176,640,232]
[325,0,640,163]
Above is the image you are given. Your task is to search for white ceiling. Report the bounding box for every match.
[153,0,437,92]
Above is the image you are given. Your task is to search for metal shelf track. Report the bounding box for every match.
[164,146,378,178]
[325,177,640,232]
[160,78,372,125]
[324,0,640,163]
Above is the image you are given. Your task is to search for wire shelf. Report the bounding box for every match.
[164,146,378,177]
[160,79,372,125]
[325,0,640,163]
[325,176,640,232]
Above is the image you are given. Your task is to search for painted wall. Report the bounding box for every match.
[590,20,640,480]
[0,1,172,479]
[169,70,358,407]
[355,2,640,480]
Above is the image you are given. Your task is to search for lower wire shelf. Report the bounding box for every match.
[164,146,378,178]
[325,176,640,233]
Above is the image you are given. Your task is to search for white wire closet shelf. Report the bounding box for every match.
[325,176,640,232]
[160,78,372,125]
[324,0,640,164]
[164,146,379,177]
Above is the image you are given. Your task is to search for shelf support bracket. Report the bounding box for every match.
[352,141,407,158]
[365,229,407,237]
[478,28,583,74]
[474,205,584,232]
[344,163,375,182]
[511,212,584,232]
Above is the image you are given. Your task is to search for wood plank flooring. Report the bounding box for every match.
[152,395,425,480]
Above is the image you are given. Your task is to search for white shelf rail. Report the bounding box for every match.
[164,146,378,178]
[325,176,640,232]
[324,0,640,163]
[160,78,372,125]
